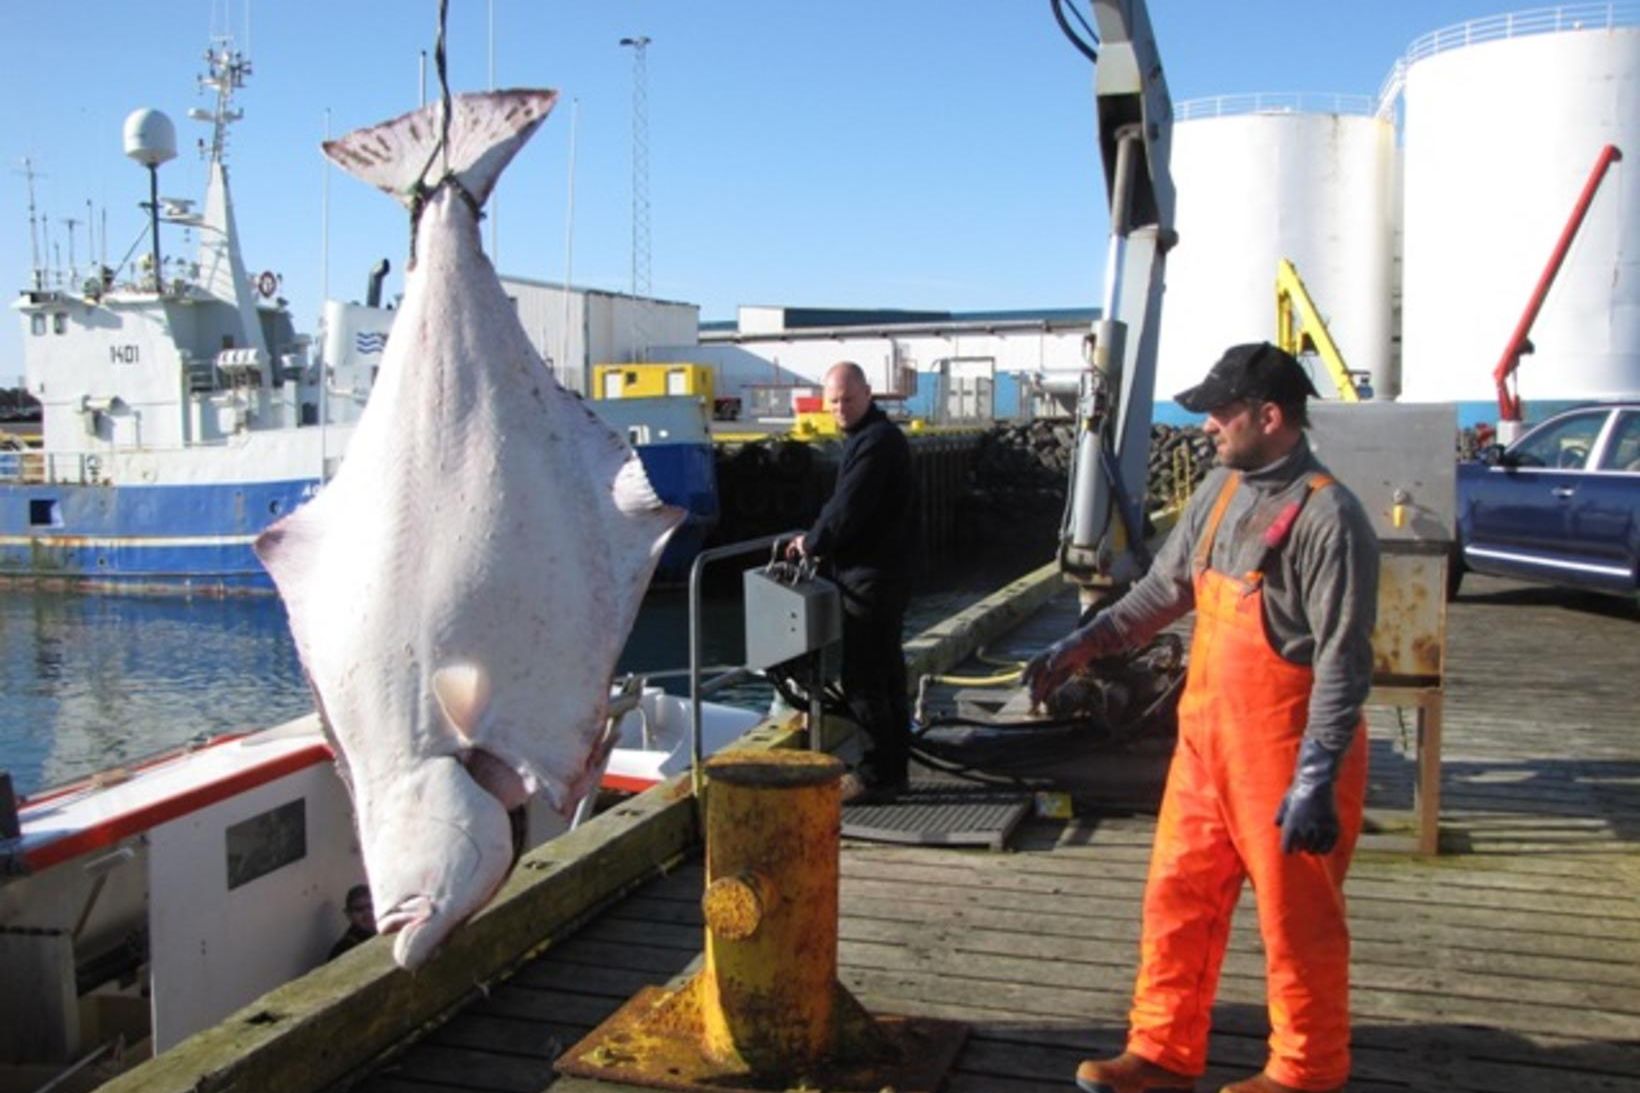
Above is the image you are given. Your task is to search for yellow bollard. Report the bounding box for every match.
[697,749,842,1072]
[555,747,968,1091]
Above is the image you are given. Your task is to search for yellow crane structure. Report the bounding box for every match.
[1274,257,1367,402]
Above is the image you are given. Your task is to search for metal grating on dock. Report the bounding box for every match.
[346,573,1640,1093]
[840,781,1033,850]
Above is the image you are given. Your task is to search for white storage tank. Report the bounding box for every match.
[1398,7,1639,421]
[1157,95,1397,421]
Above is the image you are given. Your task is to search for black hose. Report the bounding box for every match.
[766,636,1185,791]
[1051,0,1100,64]
[905,742,1041,790]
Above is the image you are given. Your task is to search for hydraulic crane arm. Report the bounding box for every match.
[1050,0,1177,608]
[1275,258,1363,402]
[1492,143,1622,437]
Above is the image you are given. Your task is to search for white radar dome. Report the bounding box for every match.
[123,108,177,167]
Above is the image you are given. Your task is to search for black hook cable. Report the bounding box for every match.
[408,0,455,263]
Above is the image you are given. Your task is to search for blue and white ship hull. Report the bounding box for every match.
[0,397,716,594]
[0,477,317,594]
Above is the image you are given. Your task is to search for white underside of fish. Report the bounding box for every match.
[256,90,683,968]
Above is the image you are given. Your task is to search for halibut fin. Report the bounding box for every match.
[323,90,558,210]
[253,503,355,790]
[432,664,493,743]
[253,504,328,665]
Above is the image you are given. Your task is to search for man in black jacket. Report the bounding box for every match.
[787,361,916,799]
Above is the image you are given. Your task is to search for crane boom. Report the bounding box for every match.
[1491,142,1622,441]
[1275,257,1364,402]
[1052,0,1177,608]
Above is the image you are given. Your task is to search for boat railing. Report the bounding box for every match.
[0,434,310,486]
[0,448,98,486]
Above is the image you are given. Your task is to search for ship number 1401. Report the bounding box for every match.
[110,344,139,364]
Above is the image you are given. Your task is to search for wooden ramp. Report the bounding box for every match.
[351,574,1640,1093]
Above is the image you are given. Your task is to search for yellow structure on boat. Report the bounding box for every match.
[592,361,715,402]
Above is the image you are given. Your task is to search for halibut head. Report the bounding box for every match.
[255,90,683,969]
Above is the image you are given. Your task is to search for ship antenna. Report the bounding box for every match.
[16,157,46,291]
[62,215,80,284]
[197,35,252,168]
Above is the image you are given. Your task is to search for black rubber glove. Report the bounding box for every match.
[1275,737,1347,855]
[1021,640,1077,710]
[1021,615,1123,709]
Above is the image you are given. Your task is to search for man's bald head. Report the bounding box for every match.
[823,361,873,431]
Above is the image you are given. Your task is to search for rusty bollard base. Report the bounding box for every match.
[556,749,967,1090]
[554,976,968,1092]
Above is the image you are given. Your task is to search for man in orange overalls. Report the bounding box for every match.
[1025,343,1379,1093]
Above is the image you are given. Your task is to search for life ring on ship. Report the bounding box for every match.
[256,270,278,298]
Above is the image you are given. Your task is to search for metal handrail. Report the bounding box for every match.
[0,448,96,486]
[687,531,804,796]
[1175,92,1377,122]
[1378,5,1639,125]
[1403,3,1639,66]
[0,435,288,485]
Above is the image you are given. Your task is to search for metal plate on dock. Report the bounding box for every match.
[841,781,1030,850]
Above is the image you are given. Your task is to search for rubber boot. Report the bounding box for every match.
[1075,1051,1195,1093]
[1219,1072,1342,1093]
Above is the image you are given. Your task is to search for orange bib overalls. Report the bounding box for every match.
[1126,472,1368,1091]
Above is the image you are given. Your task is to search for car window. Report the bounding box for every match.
[1510,411,1607,469]
[1597,411,1640,473]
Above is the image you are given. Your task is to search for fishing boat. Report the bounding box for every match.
[0,681,761,1083]
[0,40,716,595]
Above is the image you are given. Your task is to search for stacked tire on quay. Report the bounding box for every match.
[708,421,1217,566]
[0,388,39,424]
[958,421,1216,558]
[709,431,983,561]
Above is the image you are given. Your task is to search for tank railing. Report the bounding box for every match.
[1402,3,1640,66]
[1378,3,1638,119]
[1175,92,1377,121]
[1374,60,1408,120]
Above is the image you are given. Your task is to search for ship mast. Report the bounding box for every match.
[195,38,251,168]
[18,157,45,291]
[188,32,268,359]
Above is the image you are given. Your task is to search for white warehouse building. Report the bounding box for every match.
[497,275,698,396]
[667,305,1100,422]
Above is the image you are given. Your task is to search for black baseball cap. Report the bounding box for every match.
[1174,342,1320,413]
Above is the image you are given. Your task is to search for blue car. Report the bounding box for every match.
[1455,401,1640,600]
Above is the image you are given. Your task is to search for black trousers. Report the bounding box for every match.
[838,574,910,785]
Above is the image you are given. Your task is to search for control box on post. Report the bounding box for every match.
[742,565,842,673]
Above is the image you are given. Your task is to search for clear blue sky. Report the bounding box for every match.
[2,1,1523,384]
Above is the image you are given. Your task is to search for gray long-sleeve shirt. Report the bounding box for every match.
[1090,435,1380,751]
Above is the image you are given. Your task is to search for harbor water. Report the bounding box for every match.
[0,557,1037,798]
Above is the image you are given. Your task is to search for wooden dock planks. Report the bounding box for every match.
[352,573,1639,1093]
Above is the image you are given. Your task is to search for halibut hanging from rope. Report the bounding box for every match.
[256,90,682,969]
